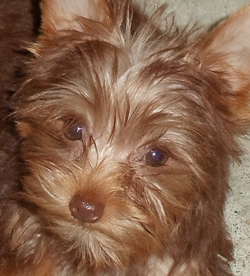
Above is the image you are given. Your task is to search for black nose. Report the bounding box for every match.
[69,195,104,223]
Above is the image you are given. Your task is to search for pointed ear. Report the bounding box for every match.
[40,0,110,33]
[196,5,250,121]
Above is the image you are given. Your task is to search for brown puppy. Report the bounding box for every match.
[1,1,250,275]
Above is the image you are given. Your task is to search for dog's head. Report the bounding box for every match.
[12,0,250,272]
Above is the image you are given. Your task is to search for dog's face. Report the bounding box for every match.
[12,0,250,272]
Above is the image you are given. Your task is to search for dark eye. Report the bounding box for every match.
[145,149,168,167]
[64,122,84,140]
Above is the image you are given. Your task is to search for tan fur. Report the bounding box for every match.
[1,0,250,275]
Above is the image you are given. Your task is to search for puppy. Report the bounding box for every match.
[1,0,250,275]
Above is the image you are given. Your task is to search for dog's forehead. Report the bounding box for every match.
[67,37,190,109]
[40,37,211,144]
[17,30,222,152]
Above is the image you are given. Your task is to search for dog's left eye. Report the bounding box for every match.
[64,123,84,140]
[145,149,168,167]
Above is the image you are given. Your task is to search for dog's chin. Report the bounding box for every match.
[35,205,166,270]
[59,221,163,268]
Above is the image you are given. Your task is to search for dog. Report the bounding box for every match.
[1,0,250,275]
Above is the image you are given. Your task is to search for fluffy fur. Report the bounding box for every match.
[0,0,40,197]
[1,0,250,275]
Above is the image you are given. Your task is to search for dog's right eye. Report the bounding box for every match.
[64,123,84,140]
[145,149,169,167]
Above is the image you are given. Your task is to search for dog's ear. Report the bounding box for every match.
[41,0,110,33]
[196,6,250,122]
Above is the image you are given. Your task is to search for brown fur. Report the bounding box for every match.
[1,0,250,275]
